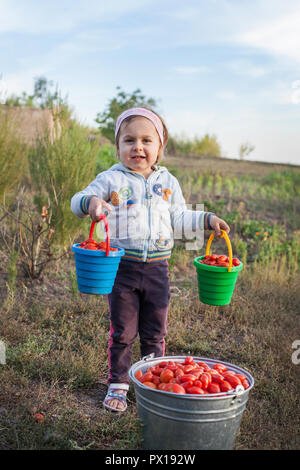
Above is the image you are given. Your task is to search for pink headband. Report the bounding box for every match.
[115,107,164,145]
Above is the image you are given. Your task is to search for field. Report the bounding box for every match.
[0,150,300,450]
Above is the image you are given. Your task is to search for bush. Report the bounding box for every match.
[167,133,221,157]
[27,119,99,249]
[0,107,27,202]
[95,143,118,174]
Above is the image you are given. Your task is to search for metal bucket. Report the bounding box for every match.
[129,355,254,450]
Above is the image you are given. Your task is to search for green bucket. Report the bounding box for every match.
[193,230,243,306]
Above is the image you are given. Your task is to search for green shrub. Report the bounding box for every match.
[192,134,221,157]
[27,119,99,249]
[167,133,221,157]
[0,107,27,202]
[95,143,118,174]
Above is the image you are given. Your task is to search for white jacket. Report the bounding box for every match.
[71,163,210,262]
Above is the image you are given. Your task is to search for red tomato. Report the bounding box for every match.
[197,362,210,371]
[143,381,157,389]
[236,374,247,382]
[194,380,202,387]
[200,372,211,389]
[190,368,203,379]
[184,356,194,365]
[183,365,195,373]
[34,413,45,423]
[182,381,194,390]
[232,258,240,266]
[160,368,174,383]
[217,255,227,262]
[220,381,233,392]
[165,383,186,394]
[213,363,227,373]
[242,379,250,389]
[175,368,185,377]
[210,254,218,261]
[186,386,205,394]
[167,365,178,372]
[158,383,169,391]
[207,383,221,394]
[135,369,143,380]
[158,361,168,368]
[166,361,178,371]
[217,262,229,267]
[152,376,160,385]
[152,367,163,376]
[180,374,197,383]
[210,372,224,384]
[140,372,153,383]
[223,374,242,388]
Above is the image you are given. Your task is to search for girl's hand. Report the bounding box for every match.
[88,197,112,222]
[209,215,230,238]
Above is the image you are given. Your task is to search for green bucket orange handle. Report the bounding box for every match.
[193,229,243,306]
[205,229,233,272]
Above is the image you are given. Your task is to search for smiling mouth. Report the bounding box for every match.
[132,156,146,159]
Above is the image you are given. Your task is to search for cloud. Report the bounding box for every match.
[0,0,152,34]
[173,66,210,75]
[226,60,269,78]
[166,0,300,66]
[238,7,300,63]
[215,91,236,100]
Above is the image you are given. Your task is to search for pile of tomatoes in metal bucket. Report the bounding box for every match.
[134,356,250,395]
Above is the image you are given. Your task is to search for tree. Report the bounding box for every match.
[2,76,67,109]
[239,142,255,160]
[33,76,67,109]
[95,86,158,143]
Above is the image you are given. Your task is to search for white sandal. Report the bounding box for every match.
[103,383,129,413]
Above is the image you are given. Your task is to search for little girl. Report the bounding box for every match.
[71,107,230,412]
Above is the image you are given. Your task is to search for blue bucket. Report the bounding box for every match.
[71,216,124,295]
[72,244,124,294]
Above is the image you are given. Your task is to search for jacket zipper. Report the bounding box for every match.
[117,165,158,262]
[141,173,156,262]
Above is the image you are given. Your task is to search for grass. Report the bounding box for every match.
[0,154,300,450]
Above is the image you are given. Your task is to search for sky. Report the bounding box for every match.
[1,0,300,166]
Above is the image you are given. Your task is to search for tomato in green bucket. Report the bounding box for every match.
[193,230,243,306]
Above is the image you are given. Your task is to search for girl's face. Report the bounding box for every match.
[117,116,161,178]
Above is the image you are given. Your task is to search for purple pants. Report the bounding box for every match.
[107,259,170,384]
